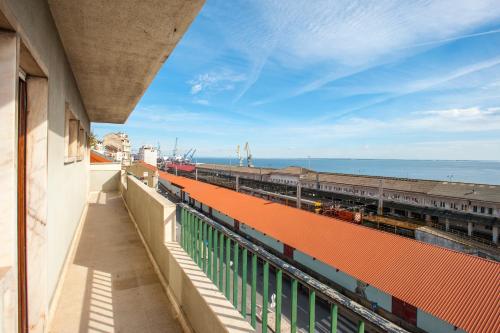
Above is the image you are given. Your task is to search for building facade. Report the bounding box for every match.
[197,164,500,244]
[102,132,131,163]
[138,145,158,167]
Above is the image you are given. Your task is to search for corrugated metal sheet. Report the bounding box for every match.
[142,163,500,333]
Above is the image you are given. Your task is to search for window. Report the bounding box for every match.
[488,208,493,215]
[473,205,478,213]
[480,207,485,214]
[77,125,85,161]
[65,104,86,163]
[65,106,79,162]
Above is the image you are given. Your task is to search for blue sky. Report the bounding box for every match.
[93,0,500,160]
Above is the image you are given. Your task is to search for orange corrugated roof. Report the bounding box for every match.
[90,150,112,163]
[141,162,500,333]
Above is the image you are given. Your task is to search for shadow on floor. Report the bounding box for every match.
[49,192,182,333]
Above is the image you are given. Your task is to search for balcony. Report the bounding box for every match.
[48,165,254,333]
[49,192,182,333]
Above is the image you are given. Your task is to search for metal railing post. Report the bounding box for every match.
[309,289,316,333]
[213,229,219,286]
[330,303,338,333]
[208,226,213,279]
[262,261,269,333]
[358,320,365,333]
[219,233,224,291]
[233,242,239,307]
[291,279,298,333]
[225,237,231,299]
[275,269,282,333]
[241,248,248,318]
[251,253,257,328]
[203,222,208,272]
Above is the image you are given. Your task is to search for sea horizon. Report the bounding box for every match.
[193,157,500,185]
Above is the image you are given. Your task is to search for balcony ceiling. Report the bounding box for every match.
[47,0,204,123]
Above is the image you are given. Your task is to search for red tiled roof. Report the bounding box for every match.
[90,150,112,163]
[142,162,500,333]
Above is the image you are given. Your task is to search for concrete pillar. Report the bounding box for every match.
[175,167,178,176]
[195,168,198,181]
[235,175,240,192]
[377,179,383,215]
[0,32,20,333]
[425,214,432,225]
[492,225,498,244]
[150,169,159,188]
[468,222,473,236]
[296,181,302,209]
[445,218,450,231]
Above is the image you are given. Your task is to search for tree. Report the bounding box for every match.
[89,132,100,149]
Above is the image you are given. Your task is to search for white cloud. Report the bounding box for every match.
[188,70,246,95]
[193,99,210,106]
[271,107,500,141]
[207,0,500,100]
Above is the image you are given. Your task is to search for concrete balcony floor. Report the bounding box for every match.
[49,192,182,333]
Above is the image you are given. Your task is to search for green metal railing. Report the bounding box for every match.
[179,204,408,333]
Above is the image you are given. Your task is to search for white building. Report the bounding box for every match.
[103,132,131,163]
[138,145,158,166]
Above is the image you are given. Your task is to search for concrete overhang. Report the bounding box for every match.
[47,0,204,123]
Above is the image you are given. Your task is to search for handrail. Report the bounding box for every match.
[178,203,408,333]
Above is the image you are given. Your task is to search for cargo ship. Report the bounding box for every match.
[160,138,196,173]
[165,161,196,172]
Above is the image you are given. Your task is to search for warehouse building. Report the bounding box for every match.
[197,164,500,244]
[148,163,499,333]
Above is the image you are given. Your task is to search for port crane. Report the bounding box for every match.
[188,149,196,161]
[236,145,243,167]
[172,137,178,158]
[244,142,253,167]
[183,148,193,160]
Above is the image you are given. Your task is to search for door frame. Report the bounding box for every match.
[18,74,28,333]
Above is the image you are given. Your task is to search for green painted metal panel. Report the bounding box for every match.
[219,233,224,291]
[275,269,282,333]
[262,262,269,333]
[197,217,203,267]
[213,229,218,286]
[309,290,316,333]
[241,248,248,318]
[193,216,199,266]
[330,304,338,333]
[225,237,231,299]
[207,226,213,279]
[203,222,208,272]
[233,243,239,307]
[291,279,298,333]
[181,209,185,249]
[251,253,257,328]
[358,321,365,333]
[189,214,196,260]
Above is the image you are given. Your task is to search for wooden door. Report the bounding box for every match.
[18,77,28,333]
